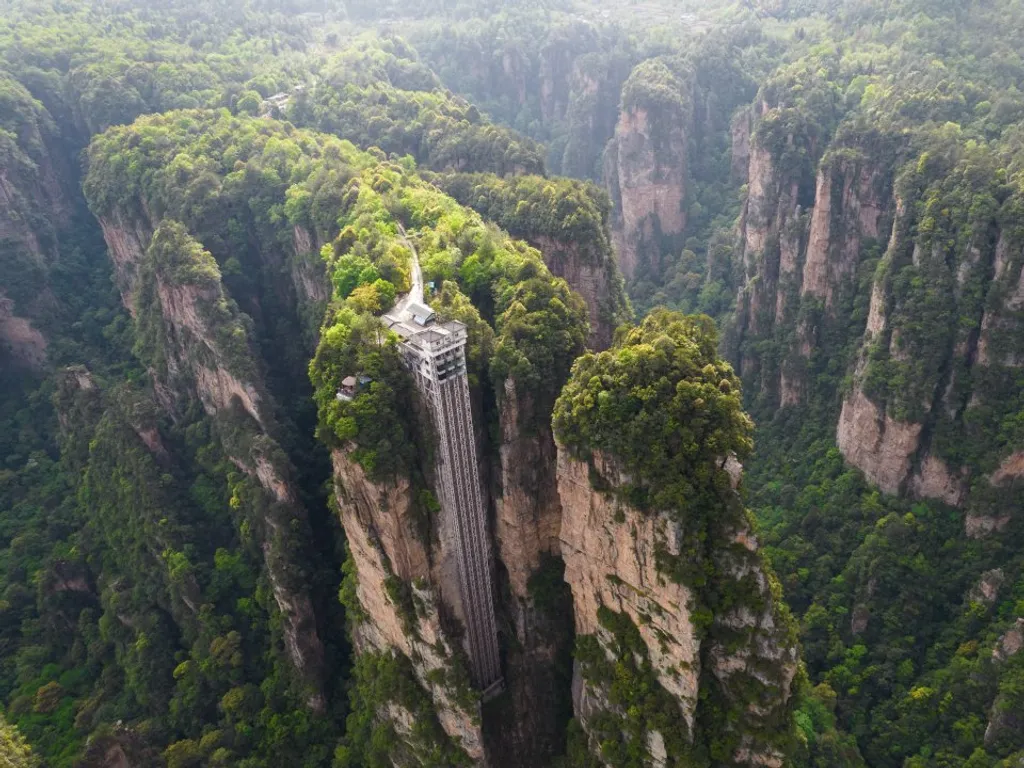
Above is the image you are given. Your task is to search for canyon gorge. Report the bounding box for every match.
[2,0,1024,767]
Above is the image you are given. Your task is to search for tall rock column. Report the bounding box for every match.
[483,276,590,766]
[0,73,78,371]
[733,124,894,406]
[483,377,576,767]
[553,310,799,767]
[332,446,487,764]
[603,58,691,282]
[88,212,329,708]
[837,157,1024,511]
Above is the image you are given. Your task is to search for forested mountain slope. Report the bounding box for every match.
[1,0,1023,767]
[410,1,1024,763]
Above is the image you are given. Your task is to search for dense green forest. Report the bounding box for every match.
[2,0,1024,766]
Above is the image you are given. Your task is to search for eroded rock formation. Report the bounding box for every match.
[552,312,799,767]
[93,213,329,708]
[733,120,892,407]
[837,183,1024,511]
[556,448,798,767]
[604,102,688,281]
[333,447,486,762]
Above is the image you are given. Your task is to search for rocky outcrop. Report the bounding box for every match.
[0,170,45,260]
[734,137,803,364]
[968,569,1005,606]
[420,19,610,174]
[908,454,968,507]
[732,100,1024,512]
[990,451,1024,486]
[0,77,72,264]
[0,292,47,369]
[604,104,688,281]
[486,379,574,766]
[558,452,700,725]
[538,38,577,127]
[99,215,265,423]
[0,76,77,368]
[560,55,633,180]
[965,511,1013,539]
[731,107,753,182]
[290,225,330,334]
[332,448,485,763]
[800,154,885,307]
[734,135,891,406]
[98,209,153,314]
[495,380,563,598]
[557,449,799,767]
[977,232,1024,368]
[992,618,1024,663]
[984,618,1024,750]
[94,215,329,708]
[836,389,924,496]
[532,235,626,350]
[836,182,1024,508]
[329,322,582,768]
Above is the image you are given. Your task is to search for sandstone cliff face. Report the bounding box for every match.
[538,40,577,127]
[533,235,625,350]
[730,107,753,183]
[291,225,330,308]
[560,55,632,181]
[0,291,47,369]
[486,378,574,767]
[558,452,700,729]
[836,189,1024,510]
[800,155,885,307]
[983,617,1024,750]
[330,357,581,768]
[98,209,153,314]
[332,447,486,763]
[1,166,45,260]
[733,130,890,406]
[732,89,1024,513]
[835,388,925,496]
[734,137,802,345]
[0,84,77,370]
[495,380,563,598]
[557,449,798,767]
[95,213,329,708]
[0,96,71,262]
[604,105,688,281]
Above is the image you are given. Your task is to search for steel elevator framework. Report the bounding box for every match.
[380,235,503,698]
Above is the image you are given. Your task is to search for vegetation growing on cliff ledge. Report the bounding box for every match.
[555,309,804,766]
[309,155,588,477]
[435,173,614,265]
[554,309,751,515]
[571,607,694,767]
[336,651,473,768]
[6,0,1024,764]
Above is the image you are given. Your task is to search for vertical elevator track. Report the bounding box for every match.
[381,231,504,700]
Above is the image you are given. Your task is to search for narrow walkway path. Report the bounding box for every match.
[389,223,424,319]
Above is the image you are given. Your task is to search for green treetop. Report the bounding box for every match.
[553,309,751,513]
